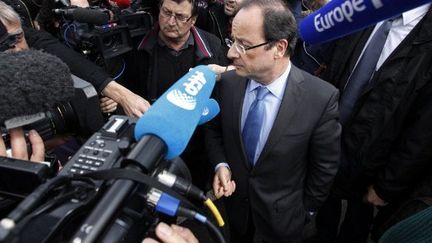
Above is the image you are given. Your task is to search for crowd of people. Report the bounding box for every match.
[1,0,432,242]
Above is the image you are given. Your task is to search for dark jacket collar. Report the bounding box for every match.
[137,24,213,61]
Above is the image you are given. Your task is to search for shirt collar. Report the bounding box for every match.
[401,3,431,26]
[157,32,194,52]
[138,24,212,60]
[247,62,291,100]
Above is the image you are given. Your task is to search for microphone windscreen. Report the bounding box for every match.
[0,50,74,124]
[198,98,220,125]
[72,8,109,25]
[134,65,217,159]
[300,0,432,44]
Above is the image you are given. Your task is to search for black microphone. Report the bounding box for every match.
[0,50,74,125]
[53,7,110,25]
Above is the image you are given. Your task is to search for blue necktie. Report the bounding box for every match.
[242,86,269,166]
[339,19,393,124]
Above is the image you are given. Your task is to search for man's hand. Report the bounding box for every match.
[142,222,198,243]
[70,0,90,7]
[102,81,151,117]
[0,128,44,162]
[100,96,118,113]
[213,166,236,199]
[364,185,387,207]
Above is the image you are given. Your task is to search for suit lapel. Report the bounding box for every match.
[255,65,305,167]
[230,76,250,168]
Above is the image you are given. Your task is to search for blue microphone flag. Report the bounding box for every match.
[300,0,432,44]
[134,65,217,159]
[198,98,220,125]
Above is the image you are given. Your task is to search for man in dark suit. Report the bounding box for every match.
[205,0,341,241]
[315,4,432,243]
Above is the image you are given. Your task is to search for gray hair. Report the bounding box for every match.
[0,1,21,27]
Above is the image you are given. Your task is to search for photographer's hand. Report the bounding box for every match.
[0,128,45,162]
[70,0,90,7]
[100,96,118,113]
[142,222,198,243]
[102,81,151,117]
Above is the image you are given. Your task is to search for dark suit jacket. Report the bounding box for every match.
[205,64,341,241]
[321,9,432,202]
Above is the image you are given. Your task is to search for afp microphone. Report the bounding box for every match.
[300,0,432,44]
[133,65,217,160]
[0,50,74,125]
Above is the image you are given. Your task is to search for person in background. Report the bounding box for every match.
[0,0,150,117]
[315,3,432,243]
[122,0,228,190]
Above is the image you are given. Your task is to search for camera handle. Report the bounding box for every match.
[69,135,165,243]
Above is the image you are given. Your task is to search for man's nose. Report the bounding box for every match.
[227,45,239,59]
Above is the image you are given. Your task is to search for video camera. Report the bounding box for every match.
[2,75,105,144]
[0,115,216,243]
[0,76,105,197]
[0,65,225,243]
[53,5,153,60]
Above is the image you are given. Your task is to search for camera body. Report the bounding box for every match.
[56,6,153,61]
[3,75,105,142]
[1,115,191,243]
[0,76,105,198]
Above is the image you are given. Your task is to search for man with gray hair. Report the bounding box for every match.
[0,1,28,52]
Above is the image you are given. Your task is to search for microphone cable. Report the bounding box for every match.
[147,189,226,243]
[157,170,225,227]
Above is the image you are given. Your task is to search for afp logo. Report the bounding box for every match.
[166,71,207,110]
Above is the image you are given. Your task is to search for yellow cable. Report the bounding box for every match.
[204,198,225,227]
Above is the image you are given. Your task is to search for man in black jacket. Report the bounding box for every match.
[315,4,432,243]
[123,0,228,189]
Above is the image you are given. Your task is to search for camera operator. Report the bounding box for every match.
[0,48,76,218]
[0,0,150,117]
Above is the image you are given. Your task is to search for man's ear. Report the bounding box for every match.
[190,16,198,26]
[274,39,288,58]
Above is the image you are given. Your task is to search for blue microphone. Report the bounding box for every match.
[300,0,432,44]
[134,65,217,160]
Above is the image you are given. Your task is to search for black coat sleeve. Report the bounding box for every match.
[25,27,112,93]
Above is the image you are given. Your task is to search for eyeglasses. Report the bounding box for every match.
[160,7,193,23]
[0,31,24,52]
[226,39,274,54]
